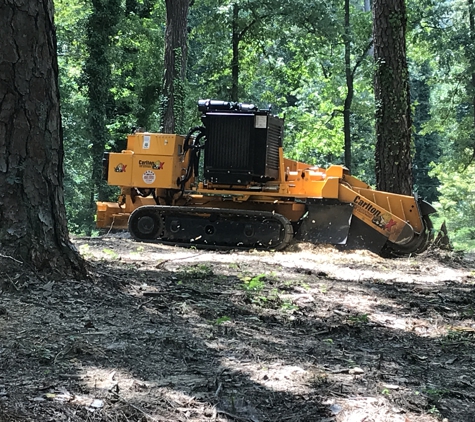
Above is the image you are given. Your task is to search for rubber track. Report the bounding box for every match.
[128,206,294,251]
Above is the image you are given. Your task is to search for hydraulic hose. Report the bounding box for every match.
[179,126,206,191]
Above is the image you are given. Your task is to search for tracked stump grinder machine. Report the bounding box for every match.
[96,100,435,256]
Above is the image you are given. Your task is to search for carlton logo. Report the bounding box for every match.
[353,195,381,218]
[354,195,397,232]
[138,160,165,170]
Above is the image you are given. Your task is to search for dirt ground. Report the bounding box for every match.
[1,234,475,422]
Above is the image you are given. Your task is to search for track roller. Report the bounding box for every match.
[128,206,294,251]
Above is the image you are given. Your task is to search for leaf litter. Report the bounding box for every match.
[0,234,474,421]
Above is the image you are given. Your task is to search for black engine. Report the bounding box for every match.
[198,99,284,185]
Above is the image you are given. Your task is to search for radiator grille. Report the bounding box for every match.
[205,114,253,171]
[266,116,283,173]
[203,110,283,185]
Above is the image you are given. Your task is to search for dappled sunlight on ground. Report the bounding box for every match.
[1,235,474,421]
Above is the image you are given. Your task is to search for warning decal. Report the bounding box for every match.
[142,170,156,184]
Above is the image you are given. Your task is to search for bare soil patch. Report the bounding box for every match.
[1,235,475,421]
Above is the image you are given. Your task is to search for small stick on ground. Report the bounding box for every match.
[111,391,169,422]
[137,298,155,309]
[5,274,20,291]
[0,253,23,264]
[216,409,255,422]
[156,252,204,269]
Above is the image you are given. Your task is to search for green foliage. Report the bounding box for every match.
[348,313,369,324]
[240,274,266,292]
[280,301,299,312]
[189,0,374,172]
[430,163,475,250]
[411,61,440,202]
[239,273,298,311]
[239,273,272,306]
[84,0,123,211]
[112,1,166,133]
[171,47,187,134]
[427,406,441,417]
[56,0,167,234]
[102,248,119,259]
[176,264,214,281]
[55,0,475,247]
[78,243,92,258]
[406,0,475,249]
[213,316,231,325]
[409,1,475,247]
[56,0,94,234]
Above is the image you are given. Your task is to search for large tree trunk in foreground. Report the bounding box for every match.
[162,0,189,134]
[0,0,86,277]
[373,0,413,195]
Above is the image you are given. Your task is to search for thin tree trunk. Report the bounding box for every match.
[364,0,371,12]
[343,0,353,170]
[162,0,189,134]
[231,3,239,102]
[0,0,86,276]
[468,0,475,158]
[373,0,413,195]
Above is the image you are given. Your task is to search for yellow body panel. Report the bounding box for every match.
[107,133,188,189]
[338,184,419,244]
[127,133,184,156]
[96,202,126,228]
[107,152,134,186]
[360,188,421,232]
[97,195,156,229]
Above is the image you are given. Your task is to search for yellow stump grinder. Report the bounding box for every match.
[96,100,435,256]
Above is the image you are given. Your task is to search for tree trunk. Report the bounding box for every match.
[364,0,371,12]
[364,0,373,56]
[412,62,439,202]
[373,0,413,195]
[468,0,475,159]
[0,0,86,276]
[231,3,240,102]
[162,0,189,134]
[343,0,353,171]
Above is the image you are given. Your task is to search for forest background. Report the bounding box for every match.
[56,0,475,250]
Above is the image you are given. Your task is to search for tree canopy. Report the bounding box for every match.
[4,0,474,251]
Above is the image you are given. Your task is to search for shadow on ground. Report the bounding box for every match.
[1,237,474,421]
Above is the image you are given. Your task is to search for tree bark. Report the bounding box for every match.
[373,0,413,195]
[343,0,353,171]
[0,0,86,276]
[231,3,240,102]
[468,0,475,159]
[162,0,189,134]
